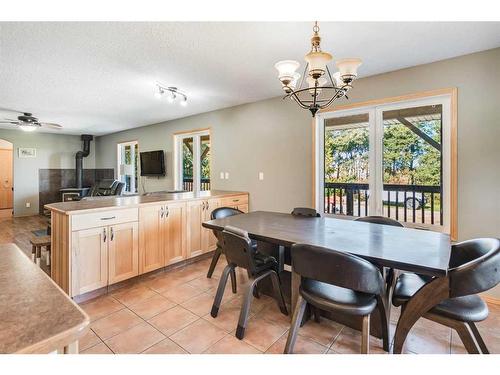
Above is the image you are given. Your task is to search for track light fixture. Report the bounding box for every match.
[154,84,188,106]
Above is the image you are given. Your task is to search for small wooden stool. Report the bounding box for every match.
[30,235,51,267]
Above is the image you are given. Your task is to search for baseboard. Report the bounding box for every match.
[482,295,500,306]
[0,209,13,218]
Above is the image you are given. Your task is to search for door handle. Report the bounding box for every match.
[110,227,114,241]
[103,228,107,243]
[165,206,169,218]
[100,216,116,221]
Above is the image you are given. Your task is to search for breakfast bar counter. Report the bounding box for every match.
[0,243,89,353]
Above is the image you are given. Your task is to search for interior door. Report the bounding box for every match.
[164,202,186,265]
[186,200,203,258]
[0,148,13,213]
[71,226,108,296]
[139,204,165,273]
[108,221,139,284]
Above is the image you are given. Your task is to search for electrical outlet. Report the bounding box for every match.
[220,172,225,179]
[259,172,264,180]
[25,202,31,208]
[225,172,229,179]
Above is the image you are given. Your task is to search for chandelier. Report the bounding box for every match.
[274,22,362,117]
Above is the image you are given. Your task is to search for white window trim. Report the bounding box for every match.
[173,129,210,192]
[314,94,452,234]
[116,140,139,195]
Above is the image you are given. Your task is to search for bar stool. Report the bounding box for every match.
[30,235,51,268]
[211,225,288,339]
[284,243,389,354]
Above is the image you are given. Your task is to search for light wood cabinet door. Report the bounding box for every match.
[186,200,203,258]
[164,202,186,265]
[108,222,139,284]
[237,204,249,213]
[202,198,220,252]
[139,204,165,274]
[71,227,108,297]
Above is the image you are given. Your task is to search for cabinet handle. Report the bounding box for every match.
[202,201,205,210]
[160,206,164,218]
[103,228,107,243]
[100,216,116,220]
[110,227,114,241]
[165,206,169,217]
[232,199,239,202]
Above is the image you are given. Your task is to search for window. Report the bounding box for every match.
[314,91,455,235]
[174,129,211,192]
[117,141,139,194]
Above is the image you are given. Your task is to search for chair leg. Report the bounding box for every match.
[269,271,288,315]
[46,246,51,267]
[468,322,489,354]
[210,264,233,318]
[31,245,36,263]
[284,295,307,354]
[36,246,41,267]
[236,278,259,340]
[312,306,321,323]
[361,314,370,354]
[455,321,481,354]
[230,268,237,294]
[377,297,390,352]
[206,247,222,278]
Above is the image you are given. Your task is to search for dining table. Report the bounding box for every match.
[202,210,452,354]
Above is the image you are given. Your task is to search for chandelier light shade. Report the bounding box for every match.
[274,22,362,117]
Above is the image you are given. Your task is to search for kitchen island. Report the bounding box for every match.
[45,190,249,299]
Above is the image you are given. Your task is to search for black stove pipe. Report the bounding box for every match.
[76,134,93,188]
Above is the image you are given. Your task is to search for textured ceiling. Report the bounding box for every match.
[0,22,499,135]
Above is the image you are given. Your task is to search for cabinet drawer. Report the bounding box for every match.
[72,208,138,231]
[220,195,248,207]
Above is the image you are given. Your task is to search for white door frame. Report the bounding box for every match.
[173,129,210,192]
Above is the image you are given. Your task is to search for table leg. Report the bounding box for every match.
[291,269,301,321]
[393,276,449,354]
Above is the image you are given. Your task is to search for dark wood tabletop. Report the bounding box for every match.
[202,211,451,276]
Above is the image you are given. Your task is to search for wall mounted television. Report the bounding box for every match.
[140,150,166,176]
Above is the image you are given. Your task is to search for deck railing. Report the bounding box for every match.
[324,182,442,225]
[182,178,211,191]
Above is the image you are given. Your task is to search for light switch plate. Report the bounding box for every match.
[220,172,225,179]
[25,202,31,208]
[259,172,264,180]
[225,172,229,179]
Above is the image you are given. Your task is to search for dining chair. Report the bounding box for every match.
[206,207,246,293]
[291,207,321,217]
[211,225,288,339]
[284,243,389,354]
[392,238,500,354]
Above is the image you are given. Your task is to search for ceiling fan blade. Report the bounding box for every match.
[0,121,18,124]
[0,108,23,115]
[2,118,19,122]
[40,122,63,129]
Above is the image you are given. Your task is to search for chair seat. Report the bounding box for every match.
[254,252,278,273]
[393,273,489,322]
[300,278,377,316]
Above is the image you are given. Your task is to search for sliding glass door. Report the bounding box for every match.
[316,94,451,232]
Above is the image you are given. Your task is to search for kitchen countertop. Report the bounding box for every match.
[0,243,89,353]
[45,190,248,215]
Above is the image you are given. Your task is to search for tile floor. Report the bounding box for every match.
[2,215,499,354]
[77,256,500,354]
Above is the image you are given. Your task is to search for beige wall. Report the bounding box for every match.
[0,129,96,216]
[96,47,499,297]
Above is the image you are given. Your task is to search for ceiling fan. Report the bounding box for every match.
[0,109,63,132]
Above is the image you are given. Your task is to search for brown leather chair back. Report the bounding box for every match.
[448,238,500,298]
[355,216,403,227]
[291,243,385,296]
[291,207,320,217]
